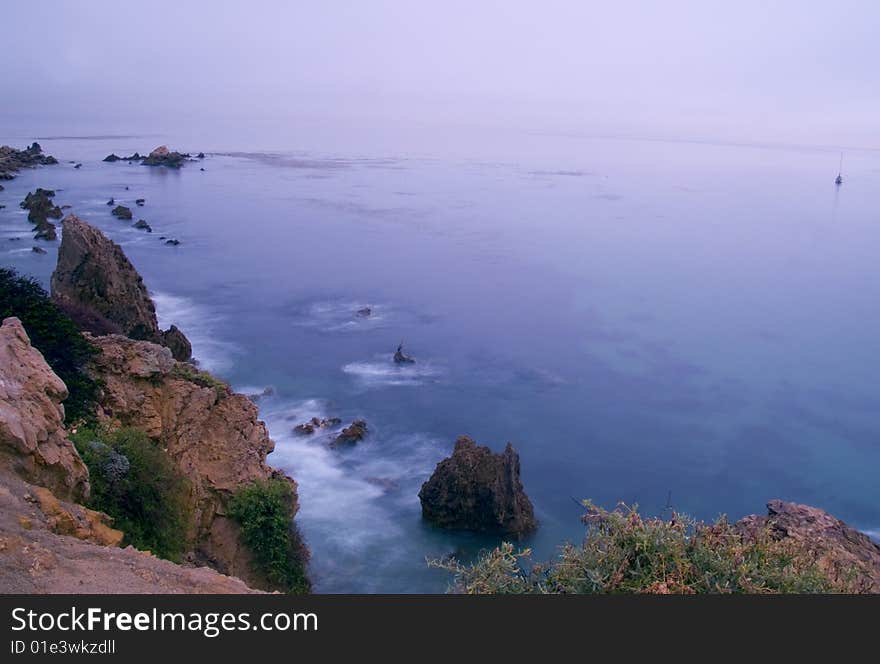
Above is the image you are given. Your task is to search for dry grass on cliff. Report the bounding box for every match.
[431,501,851,594]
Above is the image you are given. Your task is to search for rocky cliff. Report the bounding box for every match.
[50,215,192,361]
[419,435,537,538]
[737,500,880,593]
[0,318,90,502]
[0,468,262,593]
[0,317,262,593]
[86,332,301,590]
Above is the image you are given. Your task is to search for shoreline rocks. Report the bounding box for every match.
[419,436,537,538]
[0,143,58,180]
[393,342,415,364]
[736,500,880,593]
[104,146,192,169]
[111,205,133,220]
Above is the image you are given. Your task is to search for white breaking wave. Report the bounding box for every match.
[153,291,237,373]
[292,300,395,333]
[342,357,443,387]
[261,397,445,592]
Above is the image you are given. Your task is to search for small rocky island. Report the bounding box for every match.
[0,142,58,180]
[104,145,197,169]
[419,436,537,538]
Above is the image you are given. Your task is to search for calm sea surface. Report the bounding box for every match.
[2,128,878,592]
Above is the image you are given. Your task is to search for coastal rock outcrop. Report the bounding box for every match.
[419,436,537,538]
[50,215,192,360]
[111,205,132,220]
[736,500,880,593]
[332,420,368,447]
[0,143,58,180]
[85,332,302,590]
[0,318,90,502]
[142,145,187,168]
[20,188,61,241]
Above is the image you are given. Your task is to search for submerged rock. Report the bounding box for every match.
[106,198,114,206]
[419,435,537,538]
[356,307,372,318]
[74,163,82,169]
[332,420,368,447]
[393,342,415,364]
[165,238,181,246]
[135,198,145,206]
[111,205,132,220]
[50,215,192,360]
[31,246,47,254]
[133,219,152,232]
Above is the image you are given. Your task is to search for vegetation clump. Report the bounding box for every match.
[72,427,189,561]
[229,479,310,593]
[170,362,230,399]
[431,501,850,594]
[0,267,99,424]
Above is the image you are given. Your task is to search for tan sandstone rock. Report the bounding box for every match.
[0,318,89,502]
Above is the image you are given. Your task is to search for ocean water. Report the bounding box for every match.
[2,129,878,592]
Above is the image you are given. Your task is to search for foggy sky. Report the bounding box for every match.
[3,1,878,148]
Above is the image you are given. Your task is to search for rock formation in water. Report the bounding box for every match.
[419,435,537,538]
[50,215,192,361]
[141,145,188,167]
[0,318,90,502]
[85,332,304,590]
[393,342,415,364]
[0,143,58,180]
[736,500,880,593]
[294,416,342,436]
[110,205,132,220]
[20,188,62,241]
[332,420,368,447]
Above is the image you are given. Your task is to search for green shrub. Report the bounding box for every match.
[0,267,100,424]
[229,479,310,593]
[171,363,230,400]
[72,427,189,561]
[431,501,846,594]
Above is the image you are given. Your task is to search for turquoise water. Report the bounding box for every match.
[2,130,878,591]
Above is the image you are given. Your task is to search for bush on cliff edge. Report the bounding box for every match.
[431,501,848,594]
[72,427,189,561]
[229,479,310,593]
[0,267,99,424]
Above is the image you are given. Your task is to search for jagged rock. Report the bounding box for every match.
[0,468,263,593]
[133,219,152,232]
[419,436,537,538]
[111,205,132,220]
[85,333,306,590]
[33,220,57,241]
[103,154,121,162]
[142,145,187,168]
[0,318,90,502]
[736,500,880,593]
[20,188,62,228]
[31,246,47,254]
[165,238,181,246]
[135,198,145,206]
[0,143,58,179]
[106,198,114,206]
[197,152,205,159]
[294,416,342,436]
[162,325,192,362]
[393,342,415,364]
[50,215,192,360]
[332,420,368,447]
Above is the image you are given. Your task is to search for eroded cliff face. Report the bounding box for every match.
[50,215,191,361]
[0,317,89,502]
[86,332,300,590]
